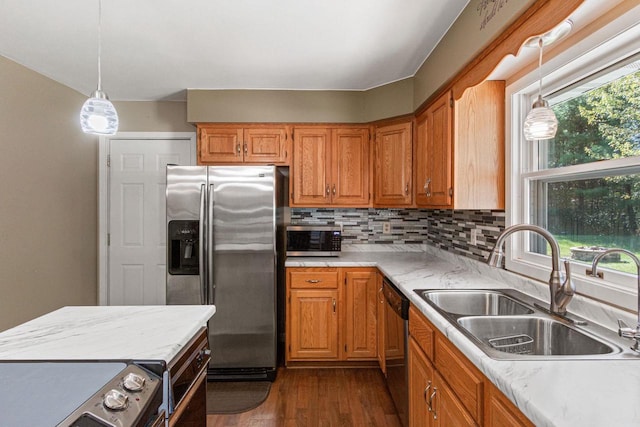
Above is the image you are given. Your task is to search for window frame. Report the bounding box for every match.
[506,12,640,312]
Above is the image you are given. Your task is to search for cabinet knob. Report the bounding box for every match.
[405,183,409,195]
[326,184,330,197]
[244,143,248,155]
[236,144,241,155]
[425,178,432,197]
[332,184,336,196]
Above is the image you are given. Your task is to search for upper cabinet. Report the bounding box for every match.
[415,80,505,209]
[291,126,371,207]
[416,93,452,207]
[374,121,413,207]
[197,124,291,165]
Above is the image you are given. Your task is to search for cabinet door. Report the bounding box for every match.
[454,81,505,209]
[376,274,386,374]
[374,122,412,206]
[198,126,244,164]
[424,91,453,207]
[415,111,430,207]
[434,371,478,427]
[409,338,434,427]
[485,383,534,427]
[288,289,338,359]
[331,127,371,206]
[291,127,331,206]
[244,126,290,164]
[343,269,377,359]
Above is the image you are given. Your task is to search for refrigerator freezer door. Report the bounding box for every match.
[209,166,277,370]
[166,166,207,305]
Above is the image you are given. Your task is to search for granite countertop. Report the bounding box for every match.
[286,245,640,427]
[0,305,216,364]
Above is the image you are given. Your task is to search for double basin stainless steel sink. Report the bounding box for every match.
[414,289,632,360]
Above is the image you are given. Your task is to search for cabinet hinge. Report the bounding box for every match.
[107,233,110,246]
[344,344,347,353]
[291,130,295,140]
[344,277,347,285]
[449,187,453,197]
[107,155,111,168]
[449,97,453,108]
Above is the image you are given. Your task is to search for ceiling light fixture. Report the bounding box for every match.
[80,0,118,135]
[523,20,573,141]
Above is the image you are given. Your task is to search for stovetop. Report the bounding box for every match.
[0,361,163,427]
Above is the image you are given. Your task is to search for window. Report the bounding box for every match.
[507,14,640,311]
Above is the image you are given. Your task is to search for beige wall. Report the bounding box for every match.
[114,100,194,132]
[187,89,366,123]
[0,56,99,331]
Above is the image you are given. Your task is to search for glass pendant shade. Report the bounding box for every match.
[80,89,119,135]
[523,95,558,140]
[81,0,118,136]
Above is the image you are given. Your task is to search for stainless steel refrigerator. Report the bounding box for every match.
[166,165,287,381]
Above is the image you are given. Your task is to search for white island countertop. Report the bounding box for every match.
[0,305,216,364]
[286,246,640,427]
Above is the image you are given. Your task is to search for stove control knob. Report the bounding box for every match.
[103,389,128,411]
[123,372,146,392]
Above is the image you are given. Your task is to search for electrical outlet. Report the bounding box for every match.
[383,222,391,234]
[470,229,478,245]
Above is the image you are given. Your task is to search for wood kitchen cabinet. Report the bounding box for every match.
[409,338,477,427]
[376,273,386,373]
[287,268,339,360]
[286,267,378,363]
[374,121,413,206]
[291,126,371,207]
[415,80,505,209]
[343,269,378,359]
[197,124,290,165]
[484,383,534,427]
[409,304,533,427]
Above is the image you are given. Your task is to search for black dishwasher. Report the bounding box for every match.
[382,278,409,427]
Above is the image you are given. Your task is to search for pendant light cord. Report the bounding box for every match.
[97,0,103,91]
[537,38,544,99]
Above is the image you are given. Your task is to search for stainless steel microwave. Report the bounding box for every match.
[286,225,342,257]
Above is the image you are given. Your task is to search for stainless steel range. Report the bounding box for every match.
[0,361,164,427]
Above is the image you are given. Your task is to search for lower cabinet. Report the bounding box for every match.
[286,267,378,363]
[409,304,533,427]
[409,338,477,427]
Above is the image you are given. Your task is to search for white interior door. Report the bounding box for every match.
[104,135,195,305]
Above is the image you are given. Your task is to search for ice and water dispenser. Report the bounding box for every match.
[168,220,199,275]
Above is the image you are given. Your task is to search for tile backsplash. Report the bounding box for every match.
[290,208,505,262]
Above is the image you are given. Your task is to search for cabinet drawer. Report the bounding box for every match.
[435,334,484,424]
[289,269,339,289]
[408,305,434,361]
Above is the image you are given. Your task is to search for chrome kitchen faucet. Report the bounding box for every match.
[590,248,640,353]
[488,224,575,316]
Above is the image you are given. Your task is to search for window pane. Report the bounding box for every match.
[529,175,640,274]
[537,66,640,170]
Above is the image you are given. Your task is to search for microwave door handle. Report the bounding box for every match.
[198,184,206,305]
[207,183,215,305]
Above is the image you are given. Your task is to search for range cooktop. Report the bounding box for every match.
[0,361,163,427]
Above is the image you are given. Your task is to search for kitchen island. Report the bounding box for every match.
[0,305,215,427]
[286,245,640,427]
[0,305,215,361]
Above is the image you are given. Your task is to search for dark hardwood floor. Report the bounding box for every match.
[207,368,402,427]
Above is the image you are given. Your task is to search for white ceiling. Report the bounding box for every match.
[0,0,469,101]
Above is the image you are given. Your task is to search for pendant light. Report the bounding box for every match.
[523,21,572,141]
[80,0,119,135]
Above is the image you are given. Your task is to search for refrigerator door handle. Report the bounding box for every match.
[198,184,206,305]
[207,183,215,305]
